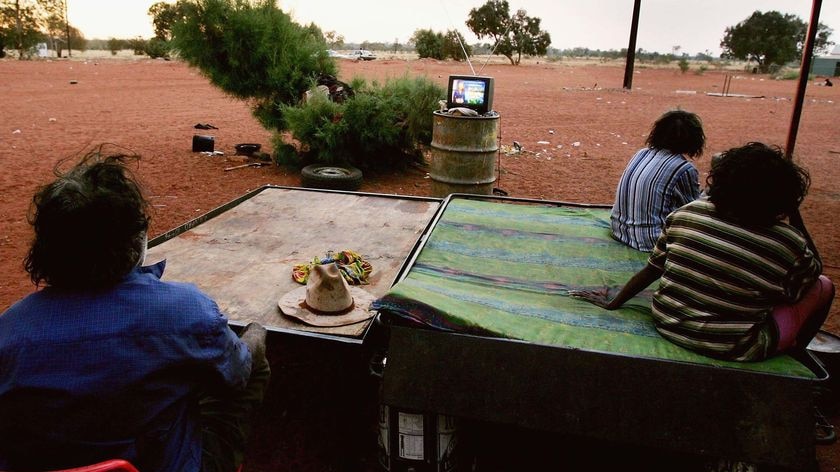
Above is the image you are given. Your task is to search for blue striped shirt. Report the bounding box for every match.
[610,148,701,251]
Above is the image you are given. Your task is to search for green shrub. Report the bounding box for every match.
[412,29,444,60]
[282,75,444,169]
[774,69,804,80]
[145,38,171,58]
[107,38,122,56]
[129,38,147,55]
[678,58,690,73]
[271,140,301,166]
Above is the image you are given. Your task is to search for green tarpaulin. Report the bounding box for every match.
[374,198,815,378]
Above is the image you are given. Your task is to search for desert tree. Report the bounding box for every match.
[170,0,335,130]
[149,1,191,41]
[442,29,472,61]
[170,0,443,170]
[324,30,344,48]
[721,10,833,73]
[411,28,444,60]
[0,0,41,58]
[466,0,550,65]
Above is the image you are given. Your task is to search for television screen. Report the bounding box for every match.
[447,75,494,114]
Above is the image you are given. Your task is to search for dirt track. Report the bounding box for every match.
[1,56,839,468]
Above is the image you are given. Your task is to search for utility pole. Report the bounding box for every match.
[64,0,71,57]
[622,0,641,90]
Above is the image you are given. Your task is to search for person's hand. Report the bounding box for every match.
[239,322,267,369]
[568,287,615,309]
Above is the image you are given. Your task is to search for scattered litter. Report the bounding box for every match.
[194,123,218,130]
[224,162,269,172]
[571,142,581,147]
[12,129,21,134]
[512,141,522,152]
[675,90,697,94]
[200,151,225,156]
[622,142,628,145]
[548,130,555,135]
[537,140,550,145]
[69,80,78,84]
[556,144,563,149]
[48,118,57,122]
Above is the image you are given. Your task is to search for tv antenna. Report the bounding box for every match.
[438,0,515,76]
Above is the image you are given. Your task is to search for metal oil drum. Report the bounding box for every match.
[429,111,500,197]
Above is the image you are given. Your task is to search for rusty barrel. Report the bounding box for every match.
[430,111,499,197]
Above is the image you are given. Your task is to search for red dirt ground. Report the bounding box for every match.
[1,57,839,469]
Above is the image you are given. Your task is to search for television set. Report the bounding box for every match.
[446,75,494,114]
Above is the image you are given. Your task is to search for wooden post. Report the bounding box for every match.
[785,0,822,158]
[622,0,642,90]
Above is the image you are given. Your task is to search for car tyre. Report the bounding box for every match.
[300,165,363,191]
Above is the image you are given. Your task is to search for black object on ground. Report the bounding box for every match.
[235,143,262,156]
[300,165,363,191]
[192,135,214,152]
[194,123,219,130]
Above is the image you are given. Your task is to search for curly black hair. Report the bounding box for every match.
[706,142,810,226]
[24,150,150,289]
[646,109,706,158]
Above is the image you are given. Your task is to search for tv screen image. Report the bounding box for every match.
[446,75,494,114]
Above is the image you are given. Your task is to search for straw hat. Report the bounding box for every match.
[278,263,376,327]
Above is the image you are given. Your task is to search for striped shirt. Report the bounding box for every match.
[648,198,821,361]
[610,148,701,251]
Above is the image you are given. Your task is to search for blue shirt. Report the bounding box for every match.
[610,147,701,251]
[0,261,252,472]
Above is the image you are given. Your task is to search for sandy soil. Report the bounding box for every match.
[1,56,839,468]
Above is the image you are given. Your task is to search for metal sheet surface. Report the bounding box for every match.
[147,187,440,340]
[382,322,822,470]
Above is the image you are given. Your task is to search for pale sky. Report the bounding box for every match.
[68,0,840,56]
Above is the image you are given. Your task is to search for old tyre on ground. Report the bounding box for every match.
[300,165,363,191]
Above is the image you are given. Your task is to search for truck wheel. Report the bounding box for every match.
[300,165,363,191]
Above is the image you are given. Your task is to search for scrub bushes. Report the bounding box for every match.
[282,76,443,169]
[169,0,443,170]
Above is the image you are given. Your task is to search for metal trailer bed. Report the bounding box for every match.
[379,193,828,471]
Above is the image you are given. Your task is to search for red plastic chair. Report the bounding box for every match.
[46,459,139,472]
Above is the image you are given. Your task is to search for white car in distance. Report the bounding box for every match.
[350,49,376,61]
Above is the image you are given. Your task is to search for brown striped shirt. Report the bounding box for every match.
[648,198,821,361]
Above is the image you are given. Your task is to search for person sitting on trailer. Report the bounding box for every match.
[573,142,834,362]
[609,109,706,252]
[0,148,270,472]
